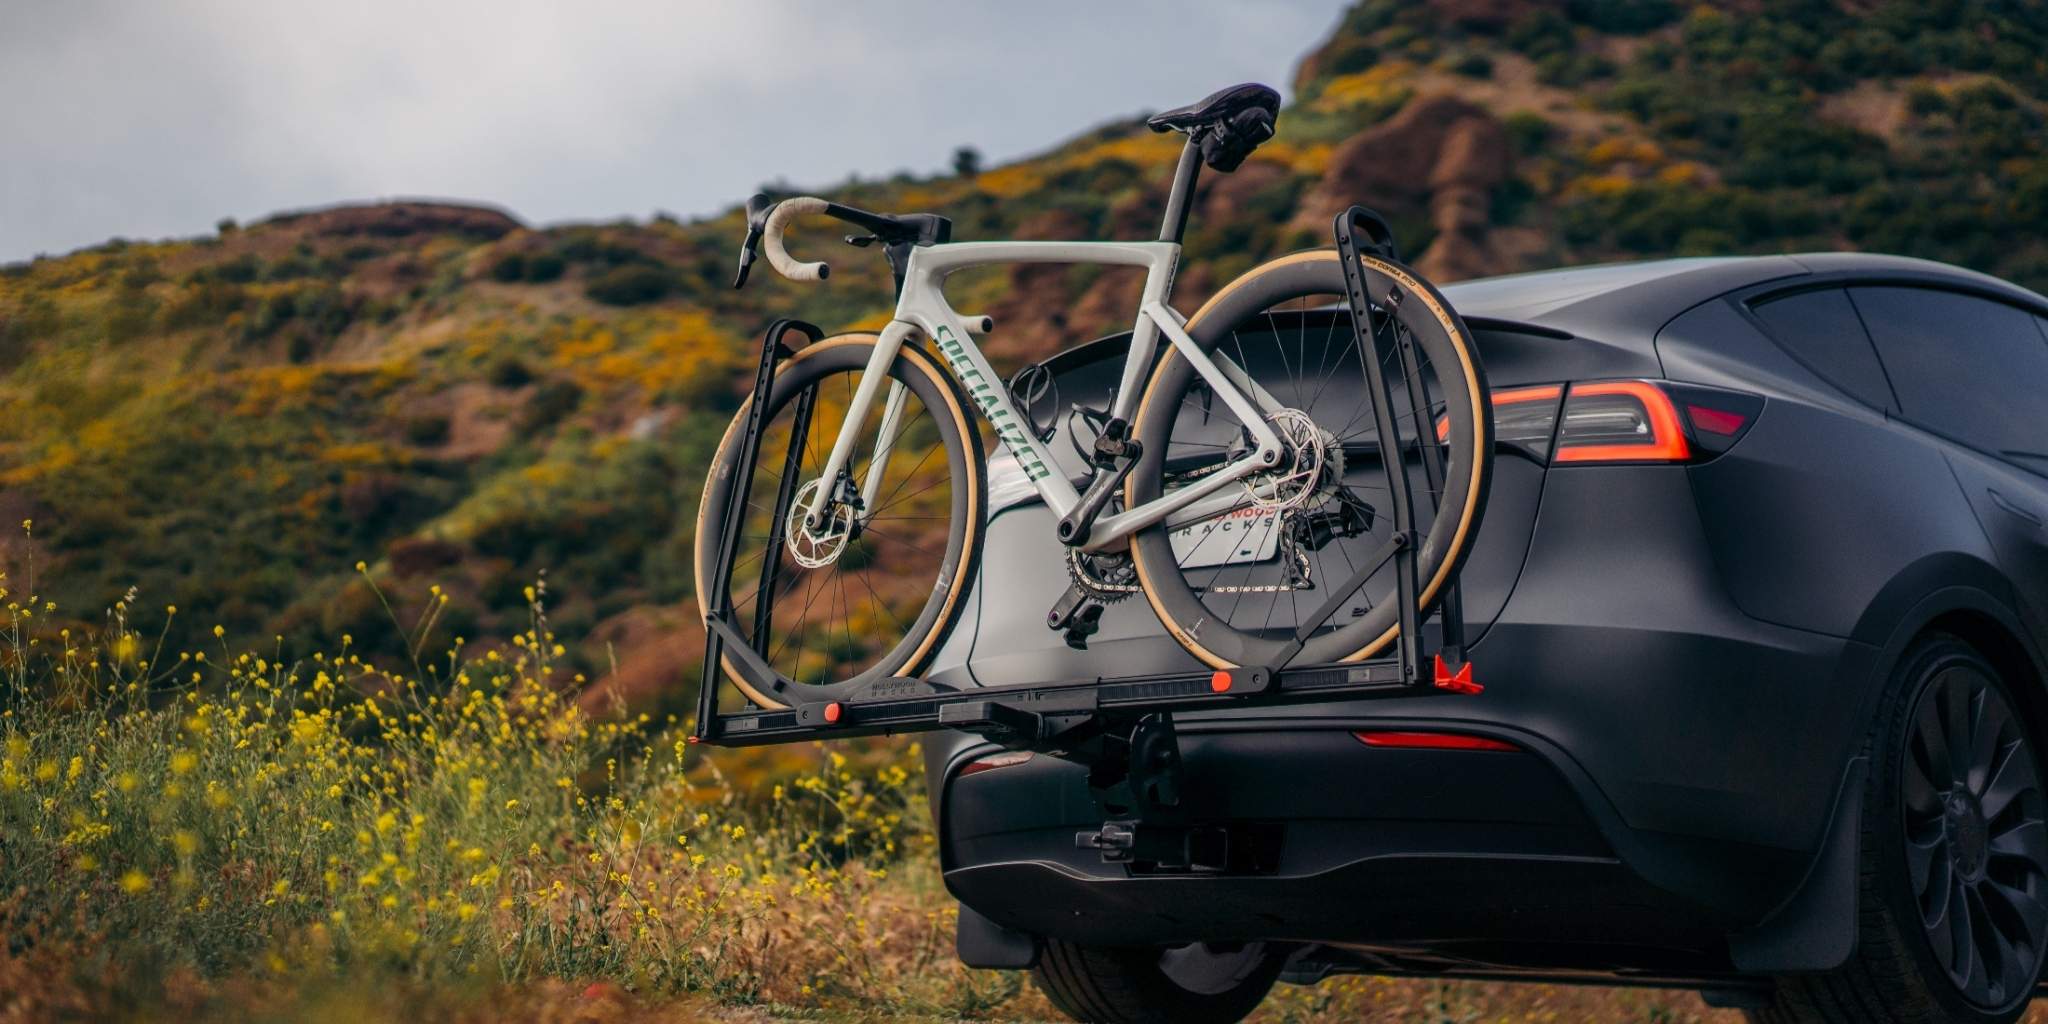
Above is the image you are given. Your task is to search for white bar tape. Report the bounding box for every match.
[961,314,994,335]
[762,197,831,282]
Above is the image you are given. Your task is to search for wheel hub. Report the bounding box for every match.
[1944,791,1990,881]
[785,478,856,569]
[1243,408,1340,513]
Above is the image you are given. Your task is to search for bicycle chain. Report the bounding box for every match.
[1066,548,1139,601]
[1069,438,1335,598]
[1067,530,1316,597]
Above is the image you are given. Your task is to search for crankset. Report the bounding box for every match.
[1047,551,1138,650]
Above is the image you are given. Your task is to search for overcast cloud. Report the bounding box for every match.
[0,1,1346,262]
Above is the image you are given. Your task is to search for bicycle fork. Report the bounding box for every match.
[798,322,918,538]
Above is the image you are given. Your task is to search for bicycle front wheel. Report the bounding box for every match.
[1125,249,1491,669]
[694,334,984,707]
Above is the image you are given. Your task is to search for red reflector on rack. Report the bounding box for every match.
[1432,654,1481,694]
[1353,731,1518,752]
[823,702,842,724]
[1210,670,1233,693]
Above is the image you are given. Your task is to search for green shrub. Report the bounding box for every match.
[523,252,566,282]
[488,253,527,282]
[519,378,582,433]
[487,355,535,389]
[1502,111,1553,155]
[1505,9,1574,61]
[403,414,451,445]
[1450,51,1494,78]
[584,264,673,306]
[1905,83,1948,116]
[1566,0,1677,33]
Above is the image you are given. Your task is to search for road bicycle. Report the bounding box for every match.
[694,83,1493,712]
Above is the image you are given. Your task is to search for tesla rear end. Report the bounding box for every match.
[917,258,1864,983]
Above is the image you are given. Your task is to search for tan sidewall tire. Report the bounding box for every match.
[1126,250,1490,669]
[693,334,984,709]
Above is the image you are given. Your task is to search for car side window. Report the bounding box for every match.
[1748,287,1896,411]
[1850,286,2048,462]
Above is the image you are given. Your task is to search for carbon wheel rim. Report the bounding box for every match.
[1127,251,1491,669]
[692,338,983,705]
[1901,664,2048,1009]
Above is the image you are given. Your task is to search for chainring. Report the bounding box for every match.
[1067,548,1140,602]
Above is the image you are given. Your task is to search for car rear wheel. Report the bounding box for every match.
[1033,938,1282,1024]
[1749,633,2048,1024]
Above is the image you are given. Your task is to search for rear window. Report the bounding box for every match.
[1748,287,1895,411]
[1851,286,2048,460]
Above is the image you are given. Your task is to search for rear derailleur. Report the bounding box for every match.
[1291,487,1375,552]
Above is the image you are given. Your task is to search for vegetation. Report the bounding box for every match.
[0,532,1737,1020]
[3,2,2048,1016]
[0,535,1002,1017]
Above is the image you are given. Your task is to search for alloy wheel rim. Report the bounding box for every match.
[1902,665,2048,1009]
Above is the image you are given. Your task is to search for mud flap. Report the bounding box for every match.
[957,902,1040,970]
[1727,756,1867,973]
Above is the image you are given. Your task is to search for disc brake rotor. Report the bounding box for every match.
[1243,408,1340,513]
[785,478,856,569]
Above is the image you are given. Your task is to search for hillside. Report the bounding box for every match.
[3,0,2045,716]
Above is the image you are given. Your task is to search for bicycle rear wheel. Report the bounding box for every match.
[1126,249,1491,669]
[693,334,984,707]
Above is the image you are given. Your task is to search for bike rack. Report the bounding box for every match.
[694,208,1482,859]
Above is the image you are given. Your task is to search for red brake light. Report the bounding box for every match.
[958,751,1034,778]
[1553,380,1691,463]
[1438,379,1757,464]
[1354,730,1518,752]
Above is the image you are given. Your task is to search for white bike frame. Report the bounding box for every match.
[803,239,1289,553]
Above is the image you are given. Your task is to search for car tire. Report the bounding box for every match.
[1748,633,2048,1024]
[1032,938,1282,1024]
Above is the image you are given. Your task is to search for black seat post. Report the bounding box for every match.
[1157,137,1203,245]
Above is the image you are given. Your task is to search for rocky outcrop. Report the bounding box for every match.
[1292,95,1514,282]
[260,201,523,241]
[1426,0,1537,30]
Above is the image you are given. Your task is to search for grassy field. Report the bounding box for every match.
[37,527,2032,1024]
[0,520,1755,1023]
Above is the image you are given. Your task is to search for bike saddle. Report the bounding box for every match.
[1146,83,1280,172]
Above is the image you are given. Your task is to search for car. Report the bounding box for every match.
[913,252,2048,1024]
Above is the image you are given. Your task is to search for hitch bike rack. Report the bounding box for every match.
[693,209,1485,861]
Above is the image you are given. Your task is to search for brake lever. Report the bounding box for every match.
[732,193,775,290]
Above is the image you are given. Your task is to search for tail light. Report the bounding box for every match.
[1354,730,1519,752]
[1439,384,1563,460]
[1554,380,1691,463]
[1441,380,1760,464]
[958,750,1034,778]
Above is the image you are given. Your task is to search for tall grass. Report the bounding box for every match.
[0,524,1024,1018]
[0,524,1745,1022]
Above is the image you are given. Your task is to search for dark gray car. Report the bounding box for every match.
[921,253,2048,1024]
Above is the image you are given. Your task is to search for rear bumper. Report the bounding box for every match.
[940,726,1749,973]
[933,699,1841,976]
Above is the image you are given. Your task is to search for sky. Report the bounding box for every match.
[0,1,1349,263]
